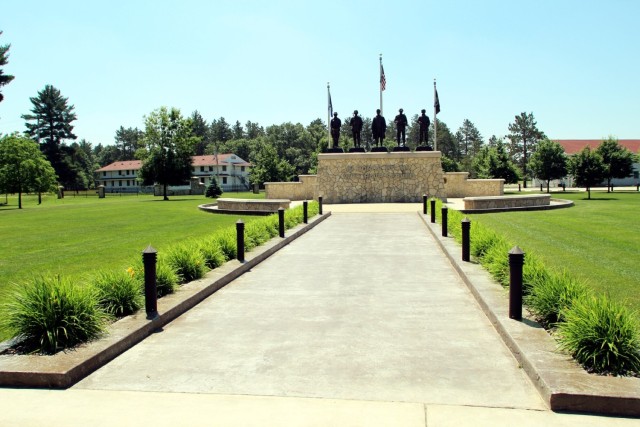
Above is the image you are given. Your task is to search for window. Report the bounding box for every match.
[200,177,205,184]
[118,181,122,187]
[241,166,245,172]
[209,166,213,172]
[118,170,122,176]
[222,177,227,184]
[222,165,227,172]
[127,180,130,186]
[111,181,115,186]
[103,171,106,177]
[200,166,205,172]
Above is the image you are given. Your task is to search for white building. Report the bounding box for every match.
[95,154,252,193]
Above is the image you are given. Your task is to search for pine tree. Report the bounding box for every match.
[507,112,545,187]
[205,177,223,198]
[0,31,15,103]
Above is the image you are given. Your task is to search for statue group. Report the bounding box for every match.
[330,108,433,152]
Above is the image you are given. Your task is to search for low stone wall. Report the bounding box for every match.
[463,194,551,210]
[216,198,290,212]
[265,175,317,201]
[445,172,504,198]
[317,152,445,203]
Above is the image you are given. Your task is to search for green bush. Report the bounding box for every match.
[557,295,640,375]
[155,260,180,296]
[166,244,207,283]
[0,276,106,354]
[470,224,502,260]
[195,238,226,270]
[245,221,270,250]
[213,229,237,260]
[93,270,143,317]
[481,238,511,287]
[526,271,591,327]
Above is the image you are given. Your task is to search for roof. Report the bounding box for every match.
[554,139,640,155]
[96,154,251,172]
[96,160,142,172]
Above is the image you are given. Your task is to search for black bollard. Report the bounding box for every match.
[236,220,245,262]
[278,208,285,238]
[637,183,639,192]
[430,199,436,223]
[303,200,308,224]
[423,194,428,215]
[508,246,525,321]
[461,218,471,262]
[540,184,543,192]
[518,183,521,192]
[441,206,448,237]
[318,196,323,215]
[142,245,158,319]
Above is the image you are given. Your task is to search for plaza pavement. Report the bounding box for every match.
[1,203,638,426]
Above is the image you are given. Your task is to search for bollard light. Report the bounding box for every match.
[303,200,308,224]
[236,220,245,262]
[423,194,428,215]
[441,206,448,237]
[430,199,436,223]
[278,208,285,238]
[318,196,323,215]
[508,246,525,321]
[461,218,471,262]
[142,245,158,319]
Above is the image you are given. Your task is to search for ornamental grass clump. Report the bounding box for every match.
[481,237,511,287]
[526,271,591,327]
[93,269,143,317]
[155,260,180,296]
[214,229,237,261]
[556,295,640,375]
[245,221,271,250]
[470,225,502,260]
[195,238,226,270]
[166,244,207,283]
[0,276,106,354]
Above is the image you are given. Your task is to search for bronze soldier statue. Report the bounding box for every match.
[417,109,431,145]
[350,110,363,147]
[330,112,341,148]
[394,108,408,147]
[371,109,386,147]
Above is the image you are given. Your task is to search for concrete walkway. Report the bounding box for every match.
[1,205,638,426]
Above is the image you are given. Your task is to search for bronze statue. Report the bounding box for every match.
[417,109,431,145]
[350,110,363,147]
[330,112,341,148]
[371,109,386,147]
[394,108,408,147]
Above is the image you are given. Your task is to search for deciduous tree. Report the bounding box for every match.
[0,134,58,208]
[528,139,568,192]
[139,107,198,200]
[570,146,606,199]
[596,137,636,192]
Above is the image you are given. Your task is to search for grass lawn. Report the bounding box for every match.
[0,191,265,294]
[468,190,640,312]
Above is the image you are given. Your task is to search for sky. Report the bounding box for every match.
[1,0,639,147]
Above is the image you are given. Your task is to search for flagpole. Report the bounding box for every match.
[379,54,383,116]
[433,79,438,152]
[327,82,331,148]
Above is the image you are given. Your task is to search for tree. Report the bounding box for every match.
[596,137,636,192]
[210,117,232,143]
[528,139,568,193]
[569,146,606,199]
[249,142,294,185]
[0,134,58,208]
[190,111,209,155]
[473,142,520,184]
[455,119,484,170]
[114,126,144,160]
[0,31,15,103]
[205,177,223,198]
[430,120,458,160]
[507,112,545,187]
[139,107,198,200]
[232,120,244,140]
[22,85,78,187]
[245,120,264,139]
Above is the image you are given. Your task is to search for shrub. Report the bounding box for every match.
[93,270,143,317]
[481,238,511,287]
[557,295,640,375]
[155,260,180,296]
[245,221,270,250]
[470,224,501,260]
[526,271,591,327]
[0,276,106,354]
[195,238,226,269]
[166,244,207,283]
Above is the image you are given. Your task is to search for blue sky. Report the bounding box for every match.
[1,0,638,146]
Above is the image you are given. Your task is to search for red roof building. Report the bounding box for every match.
[95,154,252,192]
[554,139,640,155]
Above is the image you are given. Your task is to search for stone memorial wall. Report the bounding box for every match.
[317,152,446,203]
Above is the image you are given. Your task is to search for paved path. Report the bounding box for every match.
[75,211,542,408]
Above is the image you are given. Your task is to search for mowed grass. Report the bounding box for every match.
[468,191,640,312]
[0,192,264,295]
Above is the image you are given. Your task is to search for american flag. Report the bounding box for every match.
[380,64,386,91]
[434,88,440,115]
[328,88,333,117]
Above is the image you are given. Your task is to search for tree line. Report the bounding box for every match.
[1,31,636,205]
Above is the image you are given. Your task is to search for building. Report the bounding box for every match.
[553,139,639,187]
[95,154,252,193]
[530,139,639,188]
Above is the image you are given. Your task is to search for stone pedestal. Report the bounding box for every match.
[317,152,445,204]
